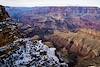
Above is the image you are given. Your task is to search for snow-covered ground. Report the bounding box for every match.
[0,38,68,67]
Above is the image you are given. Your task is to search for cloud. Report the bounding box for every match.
[0,0,100,7]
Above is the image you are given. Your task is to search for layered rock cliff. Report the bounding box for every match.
[6,7,100,31]
[46,29,100,59]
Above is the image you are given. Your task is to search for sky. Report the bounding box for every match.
[0,0,100,7]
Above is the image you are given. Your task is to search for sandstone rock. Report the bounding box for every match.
[32,35,40,40]
[76,56,100,67]
[88,66,96,67]
[43,42,54,48]
[46,29,100,59]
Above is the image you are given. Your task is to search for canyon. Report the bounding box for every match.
[0,5,100,67]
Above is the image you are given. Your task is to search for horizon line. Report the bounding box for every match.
[0,0,100,7]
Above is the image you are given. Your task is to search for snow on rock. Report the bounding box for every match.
[0,38,68,67]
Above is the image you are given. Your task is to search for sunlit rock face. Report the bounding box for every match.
[46,30,100,59]
[0,38,68,67]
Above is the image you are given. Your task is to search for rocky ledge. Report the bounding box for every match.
[0,38,68,67]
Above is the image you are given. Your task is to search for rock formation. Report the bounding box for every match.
[0,5,10,21]
[0,5,100,67]
[0,38,68,67]
[6,7,100,31]
[46,29,100,59]
[0,5,21,47]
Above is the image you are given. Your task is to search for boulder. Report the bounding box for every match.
[32,35,40,40]
[43,42,54,48]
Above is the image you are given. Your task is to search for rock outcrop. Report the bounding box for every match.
[0,5,10,21]
[46,29,100,59]
[0,38,68,67]
[0,5,21,47]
